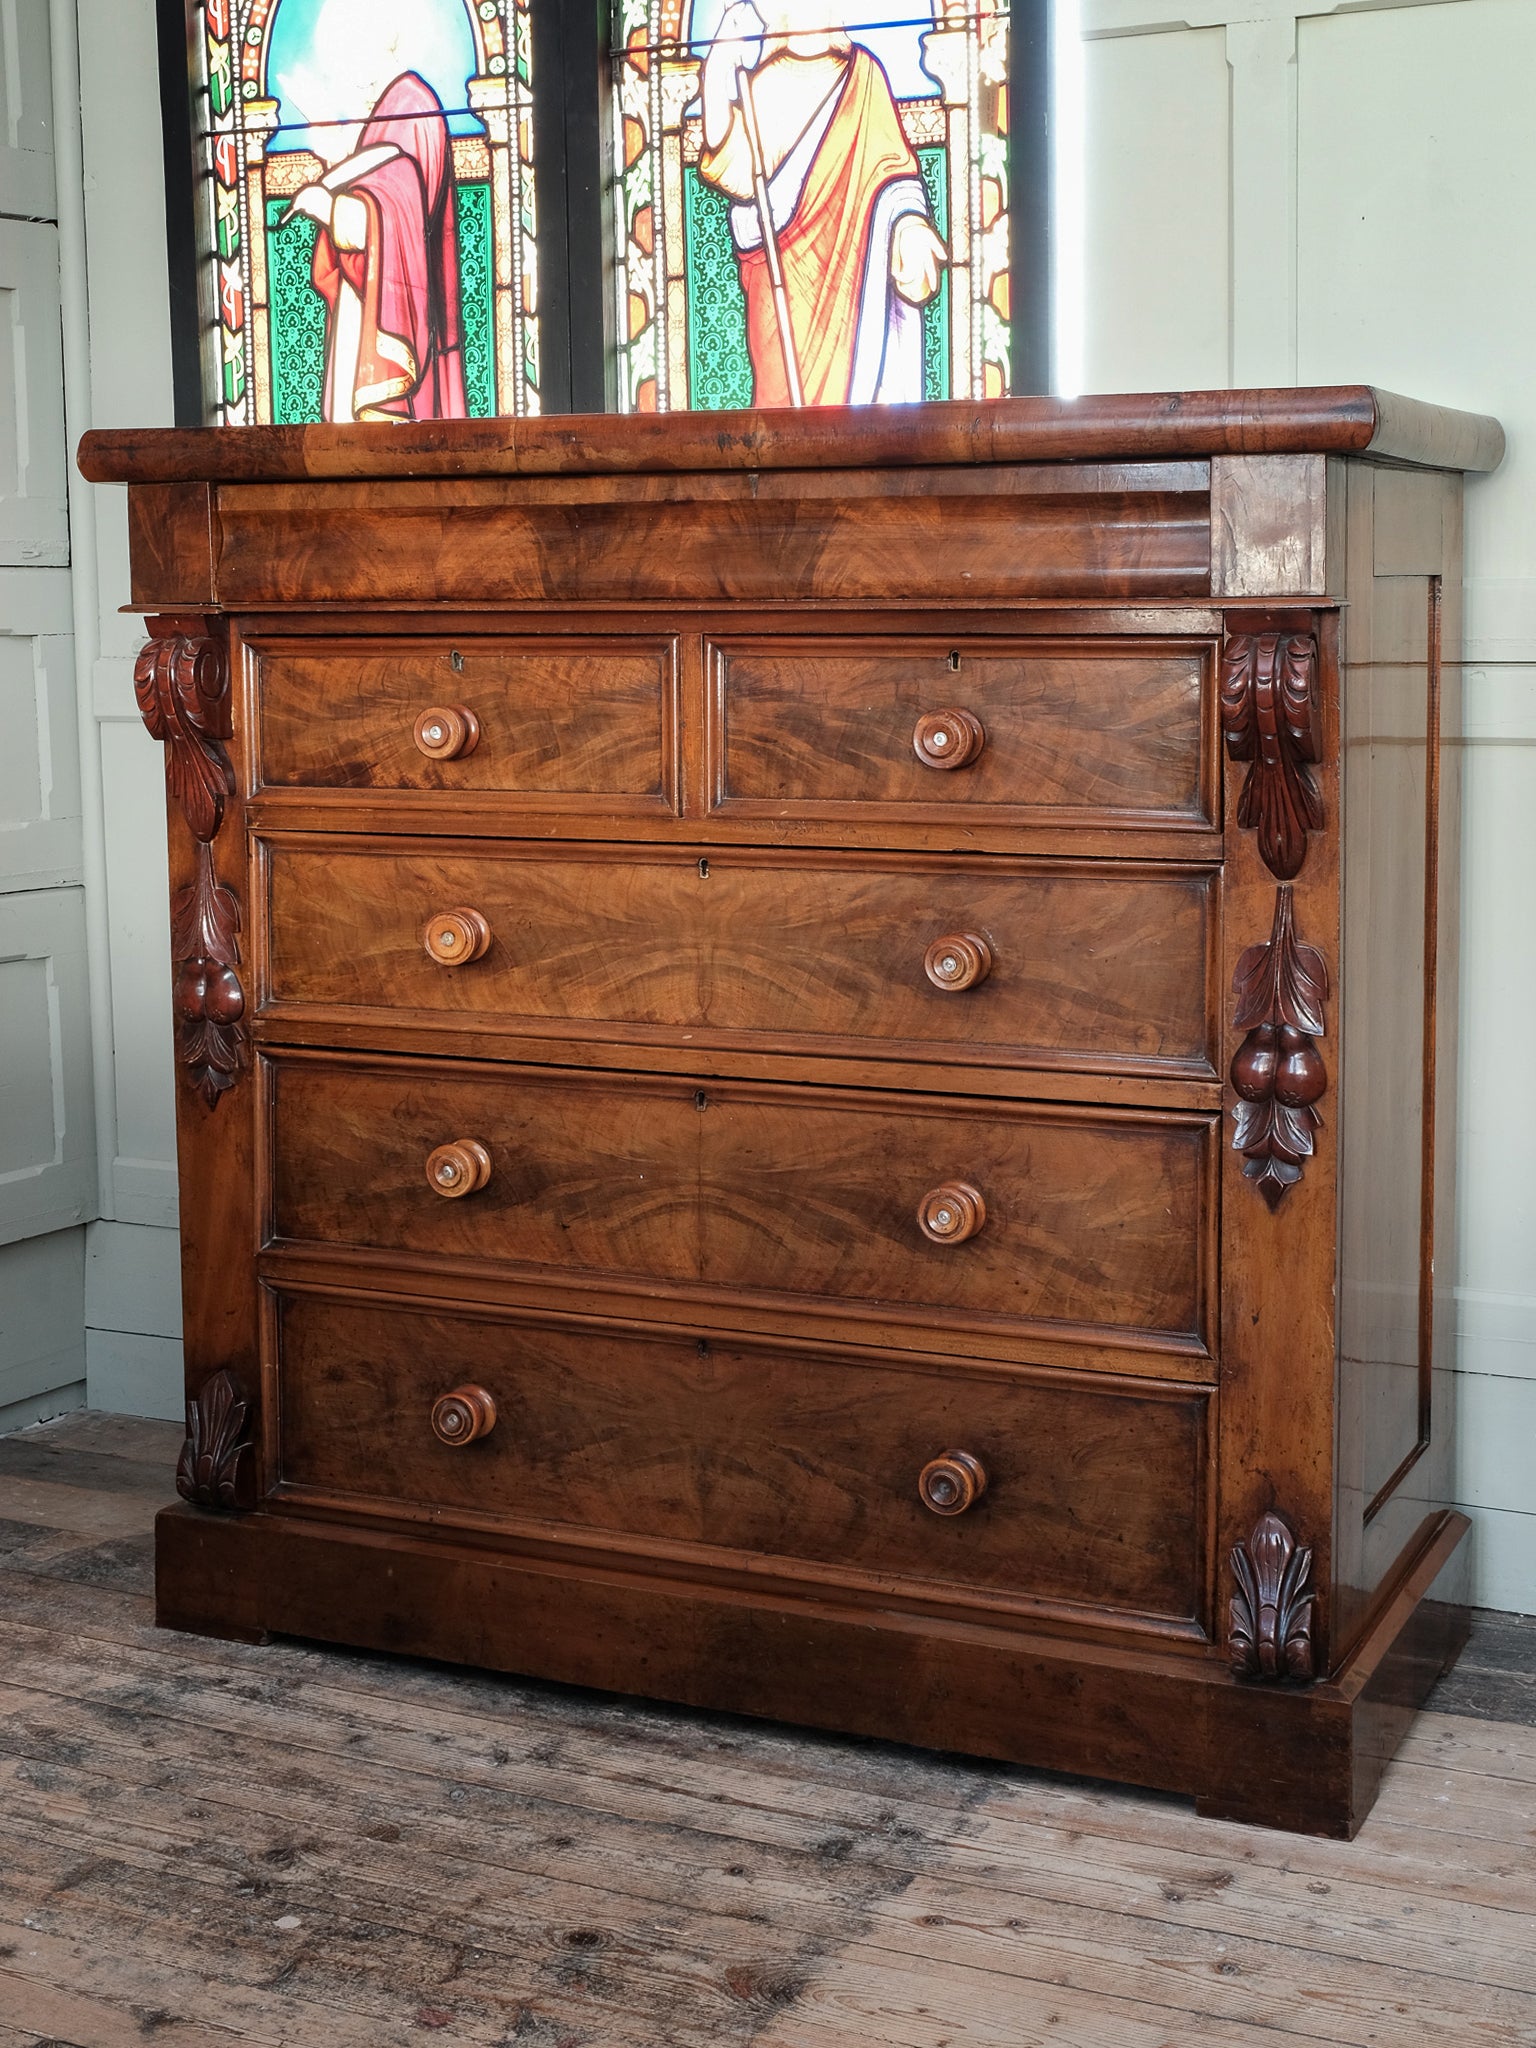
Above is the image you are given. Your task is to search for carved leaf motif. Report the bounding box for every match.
[1230,886,1329,1209]
[134,630,234,845]
[176,1368,253,1511]
[1228,1510,1316,1682]
[171,842,248,1108]
[1221,632,1323,881]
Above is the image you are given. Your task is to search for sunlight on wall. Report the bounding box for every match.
[1052,0,1084,397]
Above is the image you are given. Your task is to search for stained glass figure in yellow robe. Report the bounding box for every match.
[698,1,948,407]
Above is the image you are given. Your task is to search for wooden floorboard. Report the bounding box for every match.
[0,1413,1532,2048]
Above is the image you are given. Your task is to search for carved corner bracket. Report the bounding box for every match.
[137,622,249,1109]
[176,1369,254,1511]
[134,625,234,845]
[1228,1510,1317,1683]
[1231,885,1329,1210]
[1220,630,1323,880]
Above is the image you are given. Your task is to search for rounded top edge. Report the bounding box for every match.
[77,386,1503,486]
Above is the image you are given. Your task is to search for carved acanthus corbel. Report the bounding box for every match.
[134,626,234,845]
[137,623,249,1108]
[1220,630,1323,881]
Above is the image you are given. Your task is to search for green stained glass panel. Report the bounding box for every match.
[265,185,497,425]
[266,207,325,425]
[456,181,496,419]
[918,147,949,403]
[683,168,752,412]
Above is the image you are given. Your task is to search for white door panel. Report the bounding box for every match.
[0,216,67,566]
[0,884,94,1244]
[0,566,79,889]
[0,0,55,222]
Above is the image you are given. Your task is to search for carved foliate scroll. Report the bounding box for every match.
[134,627,233,844]
[1220,631,1323,880]
[176,1369,254,1511]
[138,621,247,1110]
[1228,1510,1316,1682]
[171,843,248,1108]
[1230,885,1329,1210]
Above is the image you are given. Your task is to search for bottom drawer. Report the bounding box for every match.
[272,1291,1211,1632]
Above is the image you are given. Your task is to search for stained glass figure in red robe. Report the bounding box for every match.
[697,1,948,408]
[285,70,468,422]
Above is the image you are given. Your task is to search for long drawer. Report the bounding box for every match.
[261,840,1219,1079]
[272,1289,1211,1631]
[266,1056,1218,1359]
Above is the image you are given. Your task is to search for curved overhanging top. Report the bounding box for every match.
[79,386,1505,487]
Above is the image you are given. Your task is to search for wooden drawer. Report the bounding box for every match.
[710,635,1216,834]
[249,633,679,812]
[266,1056,1217,1361]
[261,839,1219,1081]
[272,1290,1211,1632]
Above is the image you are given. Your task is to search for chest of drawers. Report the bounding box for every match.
[82,388,1503,1837]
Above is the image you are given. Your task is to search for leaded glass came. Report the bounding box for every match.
[611,1,1013,412]
[197,0,538,424]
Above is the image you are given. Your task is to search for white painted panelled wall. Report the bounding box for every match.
[1082,0,1536,1608]
[2,0,1530,1607]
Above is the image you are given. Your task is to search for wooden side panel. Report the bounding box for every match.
[273,1290,1210,1629]
[259,838,1220,1081]
[1333,462,1468,1657]
[264,1055,1219,1362]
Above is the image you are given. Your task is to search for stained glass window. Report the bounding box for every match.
[196,0,539,423]
[611,1,1013,412]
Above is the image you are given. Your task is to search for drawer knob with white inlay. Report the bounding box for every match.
[913,708,985,770]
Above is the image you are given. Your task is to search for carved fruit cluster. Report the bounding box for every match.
[1230,885,1330,1210]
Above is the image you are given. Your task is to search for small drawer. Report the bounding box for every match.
[266,1056,1217,1359]
[262,839,1219,1080]
[711,635,1216,835]
[249,633,679,811]
[273,1291,1211,1630]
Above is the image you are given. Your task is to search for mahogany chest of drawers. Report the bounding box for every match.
[82,387,1504,1837]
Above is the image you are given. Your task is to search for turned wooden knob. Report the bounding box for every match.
[425,1138,493,1199]
[423,906,492,966]
[913,708,985,770]
[919,1450,988,1517]
[413,705,481,760]
[917,1181,987,1244]
[431,1384,497,1446]
[924,933,993,992]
